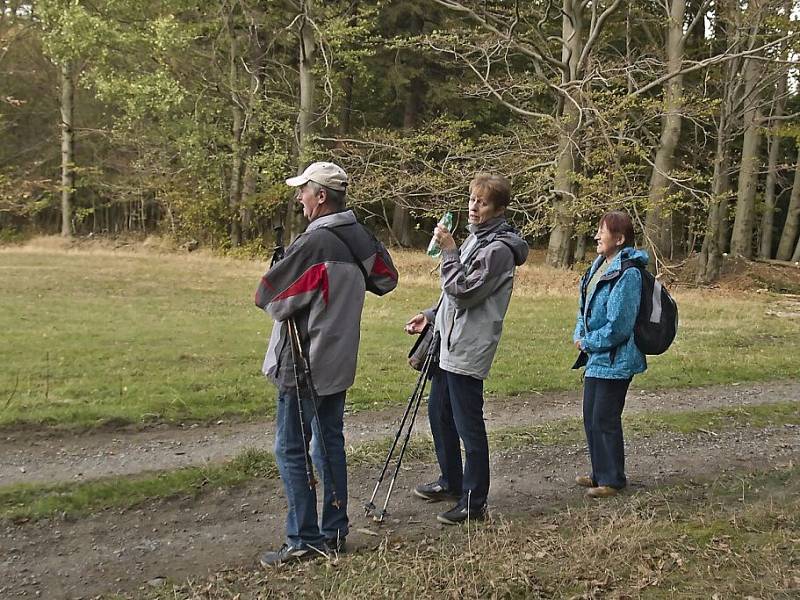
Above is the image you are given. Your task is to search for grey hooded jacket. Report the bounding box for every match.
[423,217,528,380]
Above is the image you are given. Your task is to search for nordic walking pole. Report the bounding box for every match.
[271,224,316,491]
[373,338,438,523]
[287,317,343,509]
[364,361,429,516]
[287,319,318,491]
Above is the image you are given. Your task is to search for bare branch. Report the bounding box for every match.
[577,0,624,76]
[432,0,567,72]
[681,0,713,45]
[630,33,800,98]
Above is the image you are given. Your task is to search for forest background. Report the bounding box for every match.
[1,0,799,281]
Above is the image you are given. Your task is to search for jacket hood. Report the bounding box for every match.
[618,246,649,268]
[470,217,529,266]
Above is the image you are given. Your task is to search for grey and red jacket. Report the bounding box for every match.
[255,210,398,396]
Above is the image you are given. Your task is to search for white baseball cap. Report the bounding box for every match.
[285,161,348,192]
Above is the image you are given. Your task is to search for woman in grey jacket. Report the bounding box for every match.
[405,174,528,524]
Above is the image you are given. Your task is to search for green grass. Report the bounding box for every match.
[1,248,799,428]
[0,448,276,521]
[3,401,796,522]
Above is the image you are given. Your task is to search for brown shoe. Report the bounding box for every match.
[575,475,594,488]
[586,486,618,498]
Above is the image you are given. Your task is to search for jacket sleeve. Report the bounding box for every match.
[581,268,642,353]
[367,238,399,296]
[573,277,586,343]
[254,234,324,322]
[440,242,514,310]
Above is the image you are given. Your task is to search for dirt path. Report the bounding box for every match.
[1,419,797,599]
[1,380,798,487]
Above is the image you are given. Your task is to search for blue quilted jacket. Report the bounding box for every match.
[572,247,649,380]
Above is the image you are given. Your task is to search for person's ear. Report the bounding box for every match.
[317,188,327,205]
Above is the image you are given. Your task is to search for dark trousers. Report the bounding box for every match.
[582,376,631,489]
[427,367,489,509]
[274,388,348,549]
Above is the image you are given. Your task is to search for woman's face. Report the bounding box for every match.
[595,222,624,258]
[468,190,503,225]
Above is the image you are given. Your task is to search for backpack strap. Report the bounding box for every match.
[319,224,380,294]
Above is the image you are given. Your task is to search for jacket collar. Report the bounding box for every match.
[469,216,508,239]
[306,209,357,232]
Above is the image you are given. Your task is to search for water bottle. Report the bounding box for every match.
[427,211,454,258]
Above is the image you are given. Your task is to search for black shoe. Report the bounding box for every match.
[324,537,347,554]
[413,481,460,502]
[258,543,326,567]
[436,503,487,525]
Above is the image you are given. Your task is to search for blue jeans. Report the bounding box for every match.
[274,387,349,548]
[427,367,489,509]
[582,376,631,489]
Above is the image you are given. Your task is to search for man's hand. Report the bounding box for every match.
[405,313,428,335]
[574,339,583,351]
[433,225,457,251]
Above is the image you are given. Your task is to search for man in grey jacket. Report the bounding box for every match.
[255,161,398,566]
[405,173,528,524]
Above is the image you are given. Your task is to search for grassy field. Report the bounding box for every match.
[1,241,799,429]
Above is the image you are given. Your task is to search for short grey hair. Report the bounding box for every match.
[307,181,346,210]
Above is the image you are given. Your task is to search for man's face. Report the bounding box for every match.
[296,183,321,221]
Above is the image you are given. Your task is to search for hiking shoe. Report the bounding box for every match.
[413,481,460,502]
[575,475,595,488]
[324,537,347,554]
[436,503,487,525]
[586,485,619,499]
[258,543,326,568]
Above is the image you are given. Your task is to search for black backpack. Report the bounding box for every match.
[618,260,678,355]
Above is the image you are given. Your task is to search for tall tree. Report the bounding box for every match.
[644,0,691,263]
[729,0,766,258]
[776,149,800,261]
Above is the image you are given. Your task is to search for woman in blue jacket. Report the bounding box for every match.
[572,211,648,498]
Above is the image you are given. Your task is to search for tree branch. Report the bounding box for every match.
[630,33,799,98]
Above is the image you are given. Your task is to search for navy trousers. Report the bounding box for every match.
[427,366,489,509]
[582,376,631,489]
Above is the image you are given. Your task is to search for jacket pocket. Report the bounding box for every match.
[589,349,613,369]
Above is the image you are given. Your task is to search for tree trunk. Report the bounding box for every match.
[241,159,256,239]
[337,73,353,142]
[759,131,782,259]
[645,0,685,263]
[60,60,75,237]
[297,3,315,155]
[229,31,244,248]
[729,3,764,258]
[573,235,587,263]
[776,154,800,260]
[758,20,789,259]
[391,76,422,247]
[546,0,582,268]
[290,0,316,240]
[697,99,733,283]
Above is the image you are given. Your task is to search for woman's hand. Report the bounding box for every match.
[405,313,428,335]
[434,224,457,251]
[574,339,584,351]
